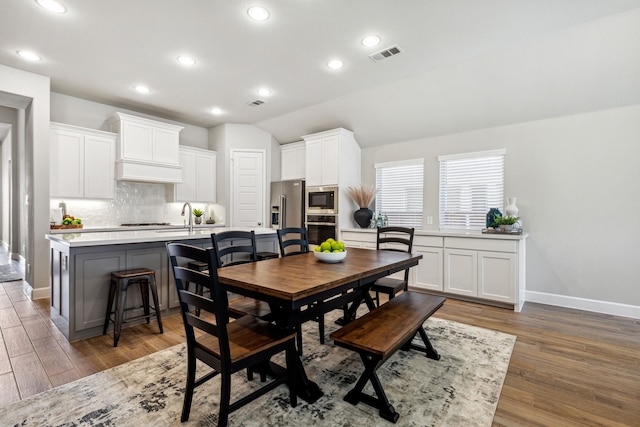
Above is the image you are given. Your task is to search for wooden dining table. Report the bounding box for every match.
[216,247,423,403]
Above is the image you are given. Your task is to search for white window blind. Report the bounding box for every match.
[439,150,505,230]
[375,159,424,228]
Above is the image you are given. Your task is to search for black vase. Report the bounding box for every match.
[486,208,502,228]
[353,208,373,228]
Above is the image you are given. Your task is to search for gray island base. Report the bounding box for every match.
[46,227,278,342]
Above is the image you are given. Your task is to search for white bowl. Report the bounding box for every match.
[313,250,347,263]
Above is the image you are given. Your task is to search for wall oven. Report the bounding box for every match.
[306,214,338,245]
[307,186,338,215]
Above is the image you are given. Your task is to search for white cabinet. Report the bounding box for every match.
[303,128,361,229]
[50,122,116,199]
[413,235,444,292]
[109,113,183,183]
[174,146,217,203]
[280,141,305,181]
[337,229,526,311]
[443,237,517,304]
[302,128,359,188]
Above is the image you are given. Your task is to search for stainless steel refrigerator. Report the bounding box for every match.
[270,180,305,229]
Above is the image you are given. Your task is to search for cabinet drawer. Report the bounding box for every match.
[414,235,443,247]
[445,237,516,253]
[341,231,376,244]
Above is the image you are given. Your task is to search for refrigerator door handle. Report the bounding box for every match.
[280,195,286,228]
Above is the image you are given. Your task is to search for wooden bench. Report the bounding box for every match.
[330,292,446,423]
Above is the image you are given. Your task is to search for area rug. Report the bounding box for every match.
[0,315,515,426]
[0,264,22,282]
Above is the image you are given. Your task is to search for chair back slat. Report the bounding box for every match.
[277,227,310,257]
[376,227,415,282]
[211,230,258,268]
[167,242,232,361]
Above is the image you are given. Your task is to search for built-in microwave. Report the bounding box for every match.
[307,186,338,214]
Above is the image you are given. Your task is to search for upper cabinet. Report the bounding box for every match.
[174,146,217,203]
[50,122,116,199]
[280,141,305,181]
[109,113,183,183]
[302,128,360,188]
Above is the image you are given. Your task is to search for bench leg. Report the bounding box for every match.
[401,326,440,360]
[344,353,400,423]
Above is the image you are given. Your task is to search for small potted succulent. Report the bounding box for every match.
[493,214,519,231]
[192,208,204,225]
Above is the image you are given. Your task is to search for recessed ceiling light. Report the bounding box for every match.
[16,50,42,61]
[177,56,196,66]
[35,0,66,14]
[327,59,343,70]
[134,85,150,94]
[361,35,381,47]
[210,107,223,115]
[257,87,272,97]
[247,6,269,21]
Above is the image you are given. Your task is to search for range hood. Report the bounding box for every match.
[110,112,184,184]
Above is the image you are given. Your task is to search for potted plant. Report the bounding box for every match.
[192,208,204,225]
[347,185,377,228]
[493,214,519,231]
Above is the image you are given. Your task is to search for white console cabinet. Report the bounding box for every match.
[280,141,305,181]
[174,146,217,203]
[50,122,116,199]
[340,229,526,311]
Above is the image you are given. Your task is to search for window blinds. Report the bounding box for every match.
[438,150,505,230]
[375,159,424,228]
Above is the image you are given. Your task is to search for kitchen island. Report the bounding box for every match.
[45,227,278,341]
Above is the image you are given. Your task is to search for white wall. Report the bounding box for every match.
[361,104,640,312]
[50,92,209,149]
[0,64,50,298]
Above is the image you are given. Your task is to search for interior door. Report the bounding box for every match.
[231,150,265,228]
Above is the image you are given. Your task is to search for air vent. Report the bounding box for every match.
[369,45,403,63]
[248,99,267,107]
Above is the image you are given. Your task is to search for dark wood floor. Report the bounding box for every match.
[0,275,638,425]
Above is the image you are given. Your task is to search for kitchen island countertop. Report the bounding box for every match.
[46,226,276,247]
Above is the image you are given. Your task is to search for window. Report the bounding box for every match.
[375,159,424,228]
[439,149,505,230]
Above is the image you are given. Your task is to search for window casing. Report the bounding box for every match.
[375,159,424,228]
[438,149,505,230]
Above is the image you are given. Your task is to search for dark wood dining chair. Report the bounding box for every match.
[277,227,327,352]
[211,230,272,319]
[370,226,415,306]
[166,242,298,426]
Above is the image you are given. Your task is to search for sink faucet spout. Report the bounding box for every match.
[181,202,193,233]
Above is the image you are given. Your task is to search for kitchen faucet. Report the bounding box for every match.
[181,202,193,233]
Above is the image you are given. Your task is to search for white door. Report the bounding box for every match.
[231,150,265,228]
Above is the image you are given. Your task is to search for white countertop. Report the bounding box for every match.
[46,226,276,247]
[48,223,226,234]
[341,227,528,240]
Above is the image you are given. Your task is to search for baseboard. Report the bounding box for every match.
[31,286,50,300]
[525,290,640,320]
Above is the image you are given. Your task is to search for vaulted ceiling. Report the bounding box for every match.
[2,0,640,147]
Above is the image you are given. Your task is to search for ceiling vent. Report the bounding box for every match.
[369,45,403,63]
[248,99,267,107]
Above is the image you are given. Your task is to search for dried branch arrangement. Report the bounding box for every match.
[347,184,377,208]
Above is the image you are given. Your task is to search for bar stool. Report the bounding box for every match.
[103,267,163,347]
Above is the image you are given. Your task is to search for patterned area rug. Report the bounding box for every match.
[0,315,515,426]
[0,264,22,282]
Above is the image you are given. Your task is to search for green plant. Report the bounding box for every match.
[493,214,519,225]
[192,208,204,217]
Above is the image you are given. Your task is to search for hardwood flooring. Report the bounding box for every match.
[0,274,638,425]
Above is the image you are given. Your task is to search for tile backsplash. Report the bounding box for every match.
[50,181,224,227]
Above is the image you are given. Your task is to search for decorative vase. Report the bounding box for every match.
[353,208,373,228]
[486,208,502,228]
[505,197,518,217]
[194,216,202,225]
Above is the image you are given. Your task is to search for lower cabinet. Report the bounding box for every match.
[339,229,526,310]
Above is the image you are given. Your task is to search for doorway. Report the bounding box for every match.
[230,149,266,228]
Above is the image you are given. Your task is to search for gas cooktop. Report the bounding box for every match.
[120,223,171,226]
